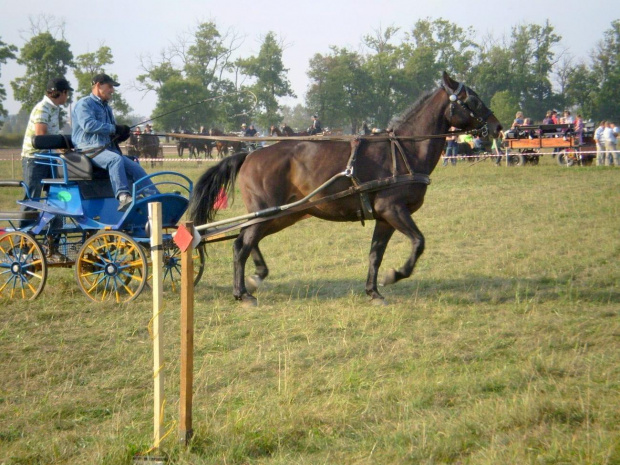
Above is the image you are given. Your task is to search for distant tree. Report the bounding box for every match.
[0,37,17,128]
[73,46,132,120]
[306,47,370,134]
[280,103,310,132]
[591,20,620,120]
[508,21,561,119]
[362,26,402,128]
[10,31,73,115]
[490,90,520,129]
[237,32,295,128]
[138,21,249,130]
[565,63,598,119]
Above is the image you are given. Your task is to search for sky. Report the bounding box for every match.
[0,0,617,118]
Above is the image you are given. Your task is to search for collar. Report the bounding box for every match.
[43,95,59,108]
[90,92,109,106]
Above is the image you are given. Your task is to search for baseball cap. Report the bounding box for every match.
[91,73,120,86]
[46,77,74,92]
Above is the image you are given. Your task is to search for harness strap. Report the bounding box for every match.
[201,173,431,242]
[346,138,374,222]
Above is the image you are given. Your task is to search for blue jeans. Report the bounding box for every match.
[444,143,458,166]
[91,149,157,197]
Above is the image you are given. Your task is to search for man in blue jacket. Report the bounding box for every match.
[72,73,158,211]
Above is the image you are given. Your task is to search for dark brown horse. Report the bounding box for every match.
[209,128,242,158]
[189,73,501,305]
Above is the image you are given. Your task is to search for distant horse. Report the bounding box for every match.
[189,72,501,306]
[174,130,192,157]
[209,128,242,158]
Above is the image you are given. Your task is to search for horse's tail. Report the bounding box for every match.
[188,151,250,225]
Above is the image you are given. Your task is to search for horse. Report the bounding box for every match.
[209,128,242,158]
[189,72,501,306]
[174,129,193,158]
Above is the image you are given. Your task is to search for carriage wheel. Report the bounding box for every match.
[157,241,205,292]
[507,154,525,166]
[557,151,575,167]
[0,231,48,300]
[75,231,147,303]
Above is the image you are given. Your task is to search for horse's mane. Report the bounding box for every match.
[388,89,435,130]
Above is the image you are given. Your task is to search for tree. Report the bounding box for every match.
[0,37,17,127]
[564,63,598,119]
[490,90,520,129]
[591,20,620,120]
[73,46,132,121]
[138,21,248,130]
[306,47,370,133]
[237,32,295,128]
[507,21,561,119]
[10,31,73,115]
[362,26,402,128]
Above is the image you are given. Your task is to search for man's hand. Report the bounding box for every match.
[115,124,132,142]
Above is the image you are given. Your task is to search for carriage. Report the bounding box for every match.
[125,133,164,167]
[502,123,596,166]
[0,135,204,302]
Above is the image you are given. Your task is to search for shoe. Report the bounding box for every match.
[117,193,133,212]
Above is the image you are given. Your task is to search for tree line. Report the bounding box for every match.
[1,17,619,135]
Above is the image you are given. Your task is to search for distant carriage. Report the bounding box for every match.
[126,133,163,167]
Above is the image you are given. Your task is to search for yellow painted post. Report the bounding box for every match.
[179,221,194,445]
[149,202,165,449]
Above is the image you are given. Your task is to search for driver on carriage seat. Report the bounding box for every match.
[71,73,159,211]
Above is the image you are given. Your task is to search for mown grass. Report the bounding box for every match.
[0,155,618,464]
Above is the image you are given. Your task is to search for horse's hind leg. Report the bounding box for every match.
[232,226,264,306]
[245,245,269,293]
[365,219,395,304]
[379,205,425,287]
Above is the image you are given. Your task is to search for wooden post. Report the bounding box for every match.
[149,202,165,449]
[179,221,194,445]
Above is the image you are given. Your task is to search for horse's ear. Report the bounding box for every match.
[442,71,457,90]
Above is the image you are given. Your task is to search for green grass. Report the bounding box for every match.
[0,156,619,464]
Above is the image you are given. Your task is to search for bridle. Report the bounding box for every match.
[443,81,494,138]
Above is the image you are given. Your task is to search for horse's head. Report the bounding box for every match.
[441,72,502,139]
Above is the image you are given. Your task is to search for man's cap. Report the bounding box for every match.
[241,123,247,127]
[92,73,120,87]
[46,77,73,93]
[313,115,318,118]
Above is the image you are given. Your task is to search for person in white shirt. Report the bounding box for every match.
[594,121,606,166]
[603,121,617,166]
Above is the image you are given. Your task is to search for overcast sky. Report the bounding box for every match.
[1,0,617,117]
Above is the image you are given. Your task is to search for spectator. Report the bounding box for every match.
[491,129,504,166]
[511,111,524,128]
[574,114,584,146]
[443,127,458,166]
[71,73,158,211]
[20,77,73,227]
[144,124,152,134]
[309,115,322,135]
[603,121,617,166]
[542,111,554,125]
[594,121,606,166]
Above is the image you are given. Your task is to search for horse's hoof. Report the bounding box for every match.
[239,294,258,308]
[381,268,397,286]
[245,275,263,294]
[371,297,388,306]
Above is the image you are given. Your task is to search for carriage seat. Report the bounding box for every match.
[32,135,107,182]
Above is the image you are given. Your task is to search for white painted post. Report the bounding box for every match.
[149,202,165,450]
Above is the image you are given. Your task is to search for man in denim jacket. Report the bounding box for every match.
[71,73,158,211]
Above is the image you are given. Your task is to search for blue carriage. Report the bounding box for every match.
[0,135,204,302]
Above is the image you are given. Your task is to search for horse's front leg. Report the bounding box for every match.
[380,205,425,287]
[366,219,395,305]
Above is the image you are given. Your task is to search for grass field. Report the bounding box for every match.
[0,154,619,464]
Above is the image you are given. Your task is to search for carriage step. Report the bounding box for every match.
[0,180,26,188]
[0,211,40,221]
